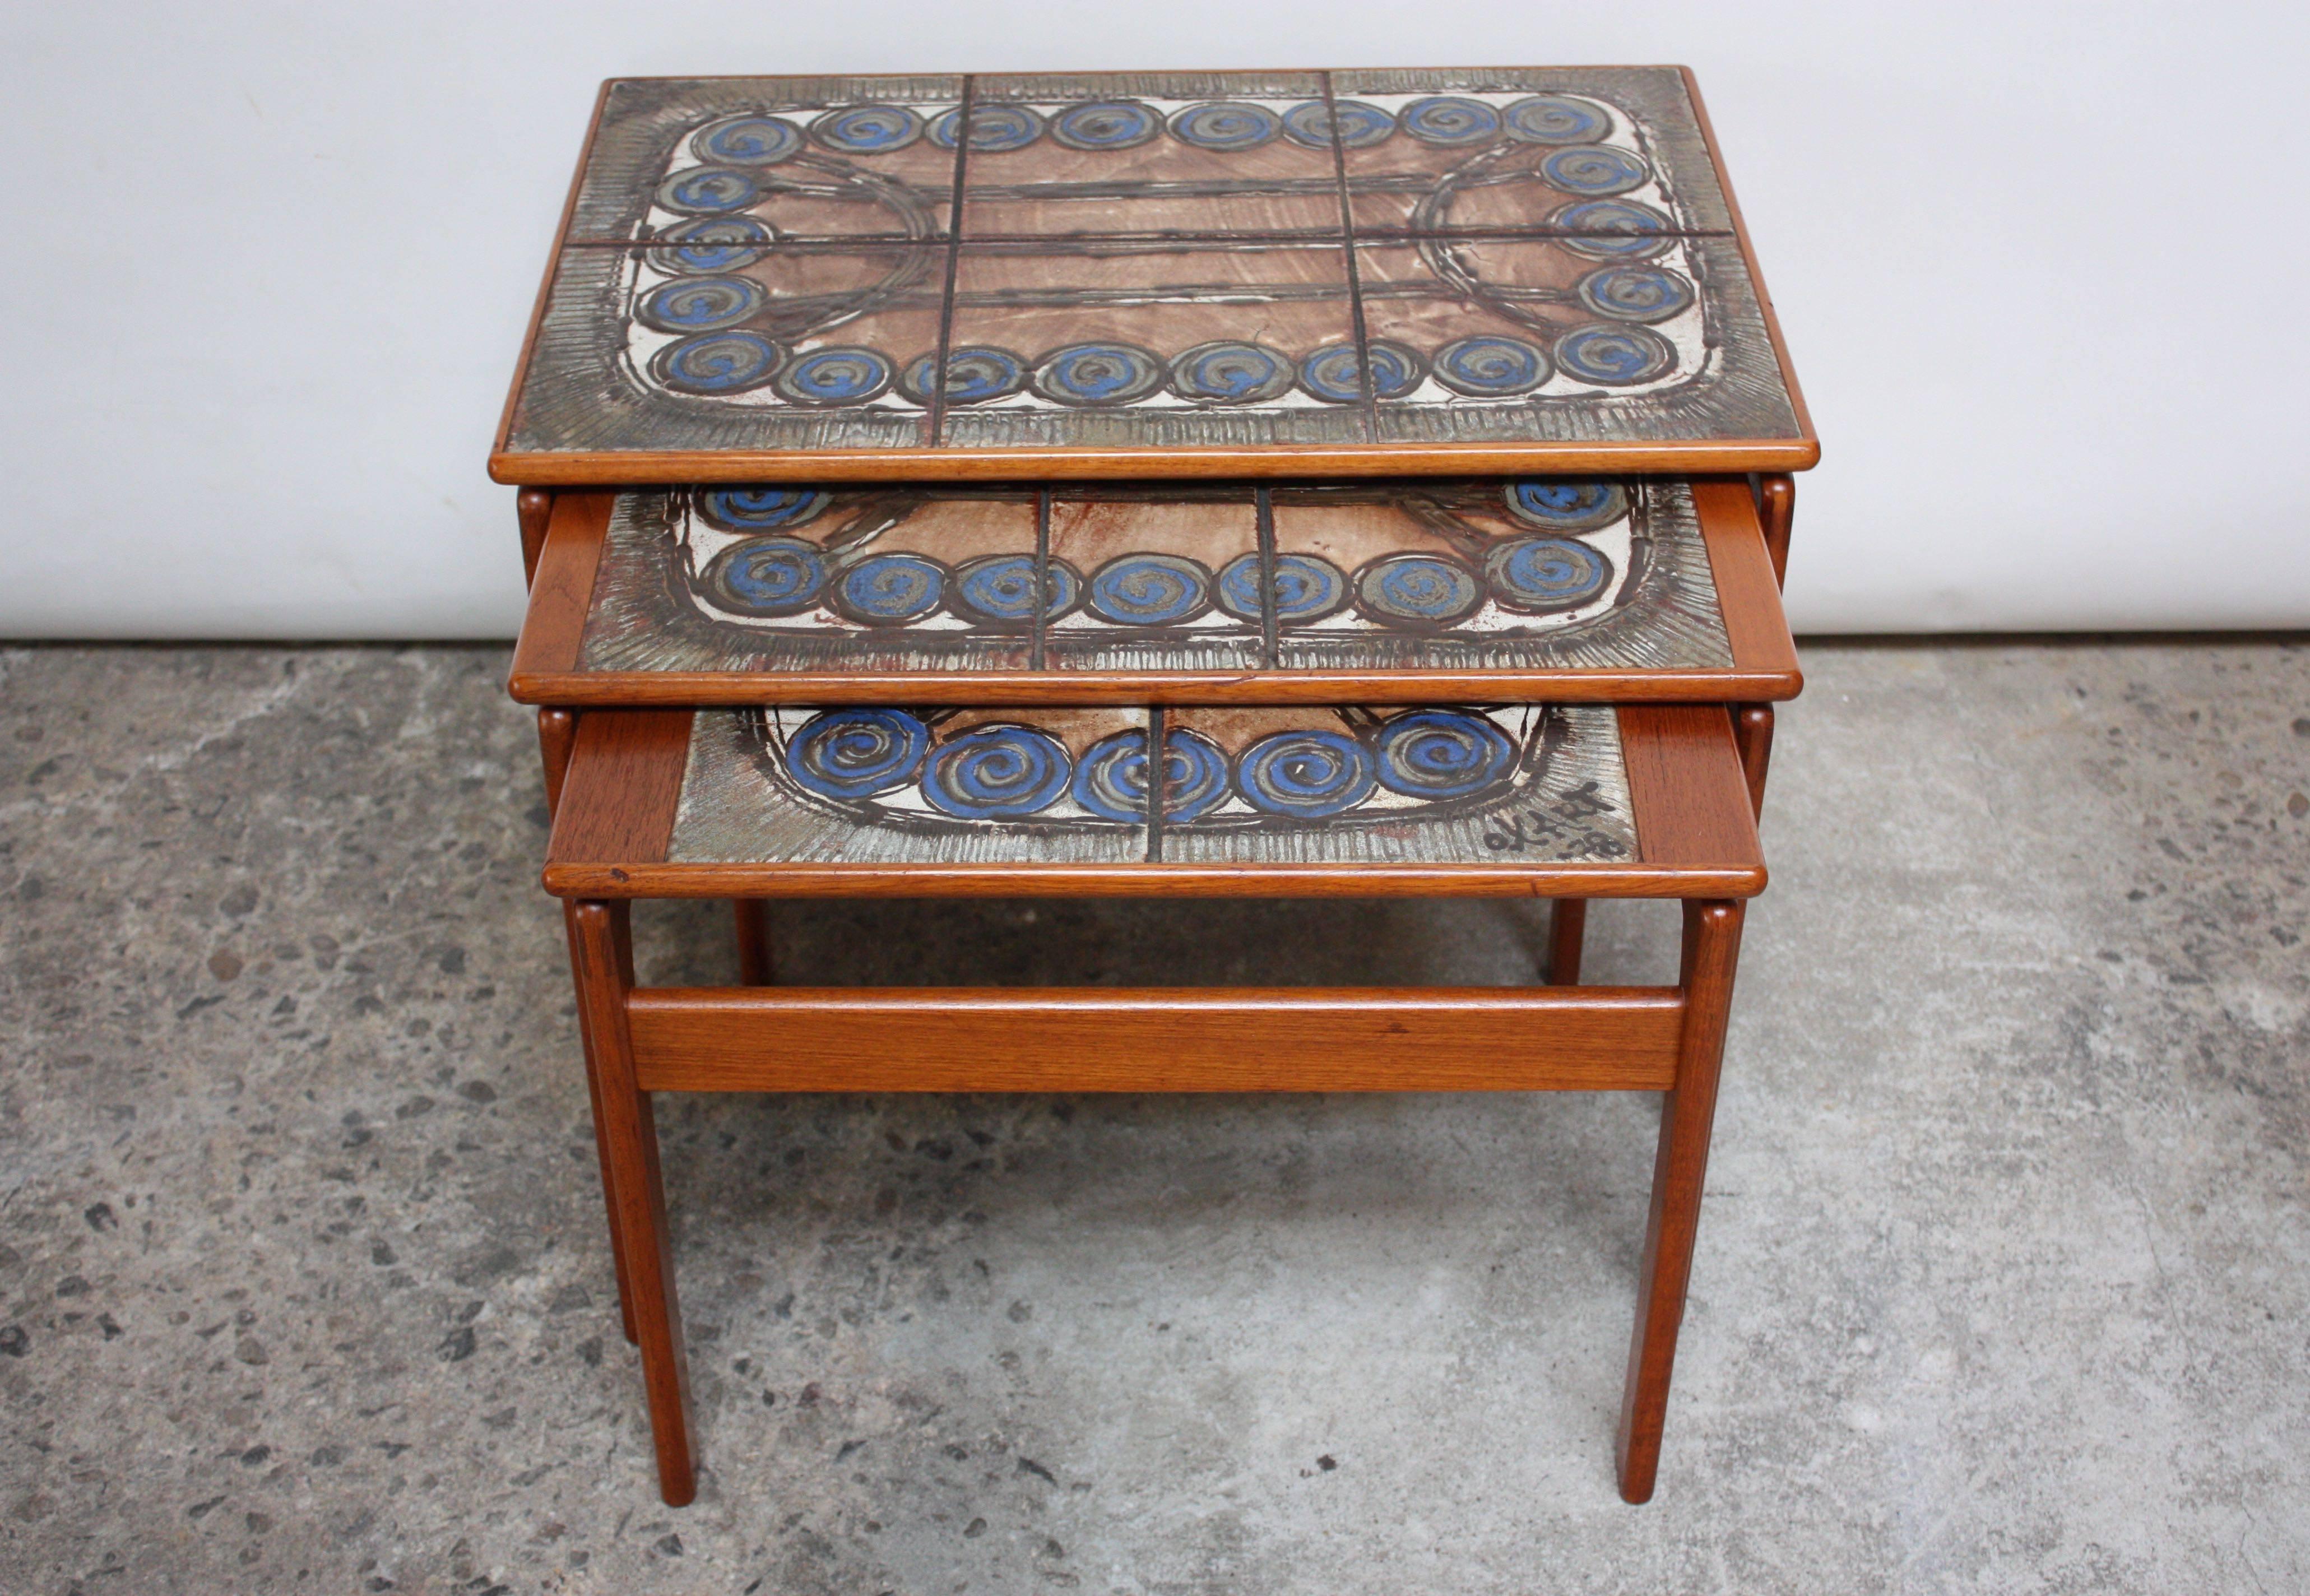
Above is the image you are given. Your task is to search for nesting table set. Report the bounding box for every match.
[490,67,1815,1507]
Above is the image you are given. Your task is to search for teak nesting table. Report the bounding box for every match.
[491,67,1815,1507]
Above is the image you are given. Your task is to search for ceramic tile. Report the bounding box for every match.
[1326,67,1732,237]
[569,480,1732,679]
[665,703,1635,867]
[961,72,1344,239]
[673,706,1152,864]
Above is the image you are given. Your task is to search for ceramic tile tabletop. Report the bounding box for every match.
[568,477,1734,681]
[669,700,1636,867]
[497,68,1811,477]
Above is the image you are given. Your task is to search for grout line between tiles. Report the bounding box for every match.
[1254,486,1279,670]
[925,75,976,447]
[1145,707,1166,864]
[1319,71,1380,442]
[1029,488,1051,672]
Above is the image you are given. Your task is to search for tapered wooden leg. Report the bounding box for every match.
[1757,474,1793,590]
[1547,899,1588,985]
[1616,899,1745,1504]
[566,900,697,1506]
[543,711,637,1344]
[1732,706,1774,820]
[733,899,774,986]
[518,489,556,587]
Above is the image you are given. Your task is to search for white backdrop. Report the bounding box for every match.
[2,2,2304,638]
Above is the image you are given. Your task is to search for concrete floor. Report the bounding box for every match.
[0,639,2304,1595]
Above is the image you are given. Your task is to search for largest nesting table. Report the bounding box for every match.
[491,66,1816,1507]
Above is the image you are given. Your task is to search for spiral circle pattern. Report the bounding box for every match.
[810,105,924,153]
[1214,553,1349,623]
[1158,729,1231,820]
[634,275,769,334]
[692,114,805,165]
[1050,100,1161,150]
[1070,729,1155,822]
[928,105,1045,151]
[783,708,930,799]
[1170,101,1282,151]
[1374,710,1516,799]
[1236,730,1376,818]
[1541,145,1651,197]
[1575,265,1695,324]
[1433,335,1551,396]
[773,346,894,405]
[699,488,832,531]
[1554,200,1674,260]
[1400,96,1501,146]
[1281,99,1395,149]
[1032,343,1166,406]
[652,331,783,394]
[648,217,774,274]
[1088,554,1211,626]
[655,166,760,216]
[1486,535,1614,611]
[1503,480,1626,532]
[923,726,1073,818]
[898,346,1029,406]
[1169,340,1295,404]
[950,554,1081,627]
[1297,340,1427,402]
[830,553,947,625]
[1355,553,1482,627]
[1502,95,1612,145]
[706,537,827,615]
[1553,323,1677,386]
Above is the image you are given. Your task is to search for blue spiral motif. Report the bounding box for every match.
[927,104,1045,151]
[1374,711,1517,799]
[1070,729,1155,822]
[1400,96,1501,146]
[648,217,774,274]
[634,275,768,334]
[1502,95,1611,146]
[950,554,1080,627]
[1158,729,1230,821]
[1088,554,1210,626]
[830,553,947,625]
[1575,265,1695,324]
[1214,553,1348,624]
[1555,200,1674,260]
[898,346,1029,406]
[1542,145,1651,197]
[1504,480,1626,532]
[1169,341,1295,405]
[924,725,1073,819]
[1049,100,1161,150]
[1486,536,1614,611]
[692,114,805,165]
[783,708,929,799]
[699,487,832,531]
[1297,340,1426,402]
[1356,554,1482,627]
[773,346,894,405]
[1433,335,1550,396]
[652,331,783,394]
[1554,324,1677,386]
[1032,343,1165,406]
[809,105,925,154]
[655,166,760,216]
[1170,101,1282,151]
[1236,730,1376,818]
[706,537,827,615]
[1281,99,1394,149]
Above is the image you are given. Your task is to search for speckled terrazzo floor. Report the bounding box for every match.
[1,640,2305,1595]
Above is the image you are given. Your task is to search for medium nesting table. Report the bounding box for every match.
[491,66,1815,1507]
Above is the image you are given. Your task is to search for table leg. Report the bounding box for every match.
[1732,706,1774,821]
[1547,899,1588,985]
[733,899,775,986]
[518,489,555,588]
[1757,474,1793,590]
[567,900,698,1506]
[1616,898,1744,1504]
